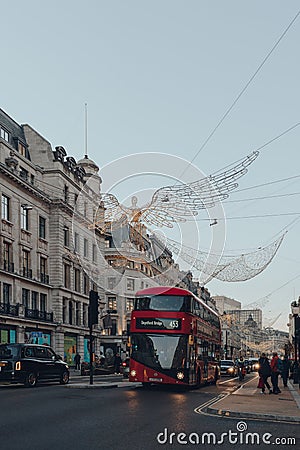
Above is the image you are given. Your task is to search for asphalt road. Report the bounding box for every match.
[0,375,299,450]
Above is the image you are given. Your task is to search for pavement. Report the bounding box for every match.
[204,375,300,423]
[66,369,139,389]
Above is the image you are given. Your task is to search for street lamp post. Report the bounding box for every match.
[291,300,300,384]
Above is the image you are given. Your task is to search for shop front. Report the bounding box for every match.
[0,325,16,344]
[64,334,77,366]
[25,329,51,345]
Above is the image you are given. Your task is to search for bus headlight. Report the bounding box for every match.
[177,372,184,380]
[130,369,137,377]
[15,361,21,371]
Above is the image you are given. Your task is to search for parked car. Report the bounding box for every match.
[0,343,69,387]
[220,360,238,377]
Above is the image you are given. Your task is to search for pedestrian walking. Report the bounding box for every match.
[74,353,81,370]
[258,353,272,394]
[114,353,122,374]
[281,355,290,387]
[237,356,246,381]
[270,352,281,394]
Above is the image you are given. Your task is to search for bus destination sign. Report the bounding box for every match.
[136,318,182,330]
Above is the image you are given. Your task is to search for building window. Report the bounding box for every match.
[92,244,97,263]
[74,194,78,210]
[127,278,135,291]
[40,256,47,283]
[74,268,81,292]
[20,167,29,182]
[32,291,38,310]
[108,277,116,290]
[18,142,26,157]
[83,274,89,295]
[126,298,134,312]
[128,260,134,269]
[64,185,69,203]
[21,206,29,230]
[39,216,46,239]
[74,232,79,252]
[3,241,12,270]
[64,263,71,289]
[64,226,70,247]
[84,238,88,258]
[108,296,117,311]
[111,319,117,336]
[40,294,47,312]
[84,201,87,217]
[22,288,30,308]
[1,195,10,221]
[76,302,80,326]
[22,249,31,277]
[69,300,73,325]
[83,303,88,327]
[0,126,9,142]
[63,297,67,323]
[2,283,11,304]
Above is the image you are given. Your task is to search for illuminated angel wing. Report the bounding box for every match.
[92,193,128,231]
[141,151,259,228]
[167,232,285,284]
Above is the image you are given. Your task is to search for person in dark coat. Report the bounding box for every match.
[258,353,272,394]
[74,353,81,370]
[281,355,290,387]
[114,353,122,374]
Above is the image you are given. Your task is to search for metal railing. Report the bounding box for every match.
[25,308,53,322]
[0,302,19,316]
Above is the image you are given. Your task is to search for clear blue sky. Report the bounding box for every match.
[2,0,300,331]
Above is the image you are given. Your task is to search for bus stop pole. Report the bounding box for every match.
[89,324,94,385]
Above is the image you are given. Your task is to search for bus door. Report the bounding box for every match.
[188,336,197,384]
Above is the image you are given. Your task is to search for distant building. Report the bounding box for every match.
[226,309,262,330]
[212,295,241,315]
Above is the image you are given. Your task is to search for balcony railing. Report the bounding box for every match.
[40,273,50,284]
[3,261,14,273]
[0,302,19,316]
[25,308,53,322]
[22,267,33,278]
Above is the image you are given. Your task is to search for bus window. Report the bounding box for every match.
[134,295,191,312]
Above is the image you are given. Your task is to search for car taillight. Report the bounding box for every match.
[15,361,21,371]
[122,362,126,367]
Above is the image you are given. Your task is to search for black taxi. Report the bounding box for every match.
[0,343,69,387]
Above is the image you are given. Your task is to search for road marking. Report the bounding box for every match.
[194,393,229,414]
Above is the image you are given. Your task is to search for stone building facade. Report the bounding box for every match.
[0,108,185,365]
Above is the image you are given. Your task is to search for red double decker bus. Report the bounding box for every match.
[129,286,221,387]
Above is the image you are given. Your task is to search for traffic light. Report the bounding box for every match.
[88,290,99,327]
